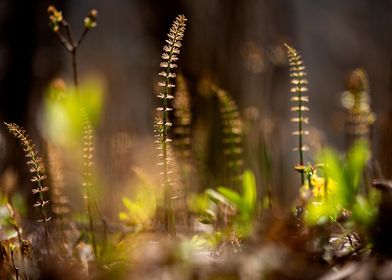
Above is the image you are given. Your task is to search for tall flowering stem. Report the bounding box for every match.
[80,110,98,256]
[284,44,310,185]
[47,6,97,89]
[156,15,187,235]
[4,123,51,256]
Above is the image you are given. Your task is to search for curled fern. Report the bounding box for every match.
[284,43,310,185]
[214,86,244,188]
[156,14,187,235]
[4,123,51,255]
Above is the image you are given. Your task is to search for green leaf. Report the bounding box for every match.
[205,189,233,207]
[217,187,241,208]
[242,170,257,214]
[318,148,350,207]
[347,140,369,193]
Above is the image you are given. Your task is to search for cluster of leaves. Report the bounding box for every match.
[189,169,257,252]
[304,141,378,229]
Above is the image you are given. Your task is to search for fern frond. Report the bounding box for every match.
[172,73,192,228]
[4,122,51,255]
[156,15,187,236]
[173,73,192,161]
[284,43,310,185]
[343,68,375,147]
[214,86,244,188]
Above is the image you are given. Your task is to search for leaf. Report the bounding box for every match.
[118,212,128,221]
[217,187,241,208]
[347,140,369,193]
[122,197,133,210]
[318,148,350,207]
[205,189,233,207]
[242,170,257,214]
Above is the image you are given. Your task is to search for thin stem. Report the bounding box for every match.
[86,192,97,258]
[92,196,108,246]
[71,49,78,90]
[10,248,19,280]
[162,74,175,236]
[54,31,73,52]
[298,88,304,185]
[81,112,98,259]
[61,20,76,47]
[77,28,89,47]
[32,156,51,257]
[6,203,25,266]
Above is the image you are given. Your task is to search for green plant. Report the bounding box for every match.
[155,14,187,236]
[305,140,378,231]
[205,169,257,237]
[214,86,244,188]
[4,123,51,257]
[342,68,375,147]
[119,168,157,231]
[284,43,310,185]
[48,6,106,259]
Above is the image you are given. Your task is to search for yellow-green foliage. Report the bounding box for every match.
[119,194,156,231]
[43,78,104,148]
[305,140,379,229]
[119,169,157,231]
[206,170,257,237]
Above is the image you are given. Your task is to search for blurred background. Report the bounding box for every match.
[0,0,391,214]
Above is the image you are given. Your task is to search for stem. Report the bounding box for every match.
[71,49,78,90]
[298,82,305,185]
[6,203,25,266]
[162,73,175,237]
[33,161,51,257]
[86,191,97,258]
[77,28,89,47]
[61,18,98,258]
[54,31,73,52]
[92,196,108,248]
[10,248,19,280]
[82,113,98,259]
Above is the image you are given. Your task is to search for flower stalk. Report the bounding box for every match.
[156,15,187,236]
[284,44,310,185]
[4,123,51,256]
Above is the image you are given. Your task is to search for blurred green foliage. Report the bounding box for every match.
[191,169,257,238]
[305,140,379,232]
[43,78,104,148]
[118,169,157,231]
